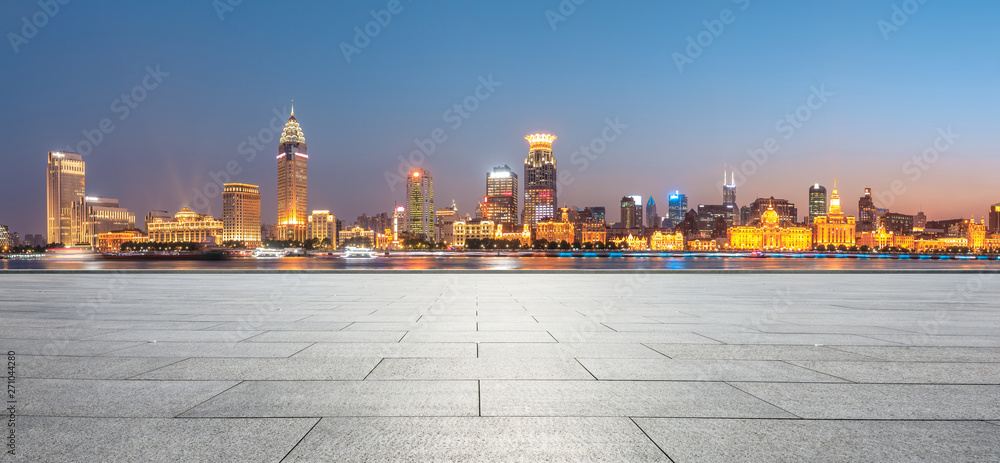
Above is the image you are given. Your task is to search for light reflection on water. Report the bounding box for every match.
[3,254,999,271]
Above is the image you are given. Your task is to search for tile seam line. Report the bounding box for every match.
[629,416,676,463]
[278,417,322,463]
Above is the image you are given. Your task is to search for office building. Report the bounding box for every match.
[667,192,687,229]
[274,103,308,242]
[645,196,658,229]
[146,208,223,244]
[914,211,928,233]
[989,204,1000,233]
[696,204,737,233]
[722,166,737,209]
[620,196,640,229]
[483,165,518,228]
[808,184,827,224]
[0,225,11,250]
[307,210,336,247]
[46,151,86,245]
[452,219,496,247]
[880,212,914,235]
[435,202,459,245]
[222,183,261,247]
[747,197,798,225]
[858,188,877,232]
[812,183,856,248]
[70,197,135,246]
[406,169,435,238]
[523,133,557,226]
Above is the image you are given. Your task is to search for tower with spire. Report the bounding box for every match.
[274,100,309,242]
[722,165,737,208]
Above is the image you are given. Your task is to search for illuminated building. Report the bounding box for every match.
[722,166,737,209]
[222,183,261,247]
[580,222,607,244]
[97,230,147,252]
[858,188,877,232]
[727,207,812,251]
[858,224,914,250]
[46,151,86,245]
[914,236,967,252]
[355,213,391,233]
[666,192,687,229]
[914,211,927,233]
[645,197,658,230]
[748,197,798,225]
[307,210,336,247]
[452,219,496,247]
[523,133,557,226]
[620,196,640,229]
[495,223,532,246]
[145,210,171,232]
[146,208,223,244]
[811,183,856,248]
[588,206,606,224]
[989,204,1000,233]
[686,238,718,251]
[70,197,135,246]
[435,202,459,245]
[406,169,435,238]
[966,218,986,251]
[483,165,518,228]
[650,231,685,251]
[696,204,736,233]
[338,226,376,247]
[880,212,914,235]
[611,234,648,251]
[808,184,827,224]
[375,230,393,250]
[536,208,575,244]
[0,225,11,251]
[274,102,308,242]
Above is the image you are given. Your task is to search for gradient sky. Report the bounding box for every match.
[3,0,999,235]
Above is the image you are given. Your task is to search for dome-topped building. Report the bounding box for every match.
[727,205,812,251]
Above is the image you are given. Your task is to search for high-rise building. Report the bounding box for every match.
[748,197,797,225]
[0,225,11,251]
[808,184,827,224]
[645,197,658,230]
[667,192,687,229]
[696,204,737,233]
[523,133,557,227]
[307,210,336,247]
[435,202,459,245]
[483,165,518,228]
[588,207,606,224]
[46,151,86,245]
[406,169,435,238]
[70,197,135,246]
[620,196,640,229]
[989,204,1000,233]
[858,188,877,232]
[222,183,261,247]
[812,183,856,248]
[914,211,927,233]
[274,103,308,242]
[722,166,737,209]
[881,212,914,235]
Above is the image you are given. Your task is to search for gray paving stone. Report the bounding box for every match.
[400,331,556,343]
[477,322,615,332]
[341,322,476,331]
[102,341,313,357]
[480,381,794,418]
[283,417,670,462]
[633,418,1000,463]
[134,357,382,380]
[732,382,1000,419]
[788,361,1000,384]
[0,338,142,356]
[548,331,720,344]
[293,342,478,358]
[14,416,318,463]
[366,358,594,380]
[863,334,1000,347]
[85,329,263,343]
[203,321,349,331]
[182,380,478,417]
[645,344,870,361]
[19,378,237,417]
[695,332,903,346]
[579,359,845,382]
[832,346,1000,362]
[478,342,667,359]
[0,327,115,340]
[16,355,183,379]
[244,330,407,343]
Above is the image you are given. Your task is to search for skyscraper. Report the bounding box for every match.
[645,196,657,230]
[808,184,827,224]
[523,133,557,227]
[812,182,856,248]
[222,183,261,247]
[70,196,135,246]
[989,204,1000,233]
[667,192,687,229]
[274,102,308,242]
[483,165,518,229]
[858,188,877,232]
[620,196,639,229]
[722,166,736,209]
[46,151,85,245]
[406,169,434,239]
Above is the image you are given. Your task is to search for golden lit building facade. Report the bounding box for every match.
[97,230,147,252]
[914,237,968,252]
[147,208,223,244]
[70,197,136,246]
[811,183,856,248]
[406,169,435,238]
[452,219,496,248]
[612,234,648,251]
[858,224,914,250]
[222,183,261,247]
[727,207,812,251]
[307,210,337,248]
[580,222,607,244]
[536,218,574,244]
[338,226,376,247]
[494,223,532,246]
[274,103,308,242]
[650,231,685,251]
[523,133,557,226]
[687,239,719,251]
[46,151,86,245]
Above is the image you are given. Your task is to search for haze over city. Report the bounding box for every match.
[3,0,999,235]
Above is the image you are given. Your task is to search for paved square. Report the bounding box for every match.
[2,272,999,462]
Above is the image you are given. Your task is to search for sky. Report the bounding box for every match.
[2,0,999,235]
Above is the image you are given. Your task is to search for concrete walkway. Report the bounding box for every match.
[2,273,999,462]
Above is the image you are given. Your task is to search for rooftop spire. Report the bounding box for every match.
[291,99,294,117]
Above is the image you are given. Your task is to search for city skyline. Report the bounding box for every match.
[4,1,1000,235]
